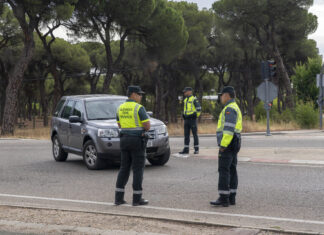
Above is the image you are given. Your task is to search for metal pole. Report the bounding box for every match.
[320,65,324,130]
[265,78,271,136]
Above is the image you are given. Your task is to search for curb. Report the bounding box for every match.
[0,203,321,235]
[170,130,324,138]
[239,158,324,165]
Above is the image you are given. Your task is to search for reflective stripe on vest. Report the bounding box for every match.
[184,96,197,116]
[118,101,144,129]
[217,102,242,134]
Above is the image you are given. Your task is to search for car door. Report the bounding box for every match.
[59,100,75,148]
[68,100,85,152]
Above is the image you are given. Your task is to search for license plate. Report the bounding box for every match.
[147,140,153,147]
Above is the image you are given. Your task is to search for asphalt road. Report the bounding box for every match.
[0,136,324,234]
[171,131,324,150]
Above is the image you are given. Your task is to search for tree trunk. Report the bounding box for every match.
[39,78,49,127]
[243,52,254,119]
[1,38,35,135]
[272,42,294,109]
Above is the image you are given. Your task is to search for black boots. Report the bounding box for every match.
[210,195,230,207]
[194,148,199,154]
[132,194,149,206]
[114,192,127,206]
[179,148,189,154]
[229,193,236,205]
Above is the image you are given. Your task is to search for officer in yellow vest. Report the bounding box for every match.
[179,87,202,154]
[115,86,150,206]
[210,86,242,207]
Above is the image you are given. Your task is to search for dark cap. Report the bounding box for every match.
[127,86,145,95]
[183,87,193,92]
[220,86,235,97]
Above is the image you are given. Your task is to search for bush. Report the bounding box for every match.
[212,103,224,121]
[295,102,318,128]
[255,102,266,121]
[280,109,295,123]
[202,100,215,114]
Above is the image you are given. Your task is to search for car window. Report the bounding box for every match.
[53,99,66,117]
[85,99,125,120]
[72,101,83,118]
[61,100,75,119]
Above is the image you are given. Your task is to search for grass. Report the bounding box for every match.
[1,127,51,140]
[0,118,301,140]
[167,120,300,136]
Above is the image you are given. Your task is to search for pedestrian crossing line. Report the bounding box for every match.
[0,193,324,226]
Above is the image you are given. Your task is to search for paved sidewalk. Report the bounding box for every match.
[194,147,324,165]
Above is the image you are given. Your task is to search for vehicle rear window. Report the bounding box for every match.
[86,99,125,120]
[53,99,66,117]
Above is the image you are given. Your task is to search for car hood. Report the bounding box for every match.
[87,118,164,129]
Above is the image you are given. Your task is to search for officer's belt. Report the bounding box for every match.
[121,128,144,131]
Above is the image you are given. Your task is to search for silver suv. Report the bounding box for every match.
[51,95,170,170]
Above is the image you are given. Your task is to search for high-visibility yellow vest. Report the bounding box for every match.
[217,101,242,147]
[184,96,201,117]
[117,101,149,130]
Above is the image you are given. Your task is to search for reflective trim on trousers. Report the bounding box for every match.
[230,189,237,193]
[115,188,125,193]
[218,190,230,195]
[133,190,142,195]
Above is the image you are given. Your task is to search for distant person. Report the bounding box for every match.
[210,86,242,207]
[179,87,202,155]
[115,86,150,206]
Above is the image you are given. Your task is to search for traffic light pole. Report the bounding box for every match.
[265,78,271,136]
[320,65,324,130]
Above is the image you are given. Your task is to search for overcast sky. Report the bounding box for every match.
[55,0,324,56]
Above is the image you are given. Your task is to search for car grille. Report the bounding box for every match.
[146,147,158,154]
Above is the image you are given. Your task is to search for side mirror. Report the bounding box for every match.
[69,116,82,123]
[147,111,153,117]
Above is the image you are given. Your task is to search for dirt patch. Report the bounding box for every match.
[0,206,283,235]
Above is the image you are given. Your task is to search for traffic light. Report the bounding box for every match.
[268,60,276,78]
[261,61,270,80]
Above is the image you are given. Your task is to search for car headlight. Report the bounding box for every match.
[98,129,119,138]
[156,125,167,135]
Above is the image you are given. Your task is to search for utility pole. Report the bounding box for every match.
[319,64,324,130]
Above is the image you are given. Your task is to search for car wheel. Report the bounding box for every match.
[147,148,170,166]
[52,135,68,162]
[83,140,106,170]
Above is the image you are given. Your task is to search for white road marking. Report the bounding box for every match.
[172,153,190,158]
[0,193,324,226]
[290,160,324,164]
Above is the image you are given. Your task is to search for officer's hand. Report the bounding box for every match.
[219,147,226,152]
[193,113,197,118]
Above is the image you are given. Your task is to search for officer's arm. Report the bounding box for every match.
[220,107,237,148]
[116,109,121,128]
[194,98,202,117]
[139,106,151,131]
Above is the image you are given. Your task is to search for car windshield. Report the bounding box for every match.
[85,99,126,120]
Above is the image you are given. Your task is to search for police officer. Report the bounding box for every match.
[115,86,150,206]
[179,87,202,155]
[210,86,242,207]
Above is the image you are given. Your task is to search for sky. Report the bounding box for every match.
[55,0,324,56]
